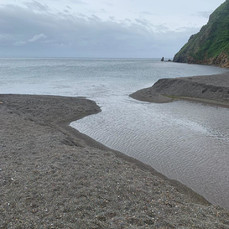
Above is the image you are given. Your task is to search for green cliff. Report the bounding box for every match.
[174,0,229,67]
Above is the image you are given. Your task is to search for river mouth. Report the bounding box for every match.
[0,58,228,209]
[71,97,229,210]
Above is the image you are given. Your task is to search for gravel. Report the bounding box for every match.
[0,94,228,228]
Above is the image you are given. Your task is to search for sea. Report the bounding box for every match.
[0,58,228,209]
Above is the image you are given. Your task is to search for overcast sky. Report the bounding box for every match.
[0,0,225,58]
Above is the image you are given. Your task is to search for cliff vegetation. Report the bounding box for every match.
[174,0,229,67]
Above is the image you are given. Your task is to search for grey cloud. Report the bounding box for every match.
[24,1,49,12]
[140,11,154,16]
[0,34,11,41]
[135,19,152,27]
[99,8,107,13]
[14,33,48,46]
[66,5,72,10]
[0,4,196,58]
[69,0,85,4]
[14,41,26,46]
[134,19,168,33]
[28,33,47,42]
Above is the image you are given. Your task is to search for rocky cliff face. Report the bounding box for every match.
[174,0,229,68]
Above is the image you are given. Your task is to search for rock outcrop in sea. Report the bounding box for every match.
[173,0,229,68]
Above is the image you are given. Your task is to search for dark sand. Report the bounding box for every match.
[130,72,229,107]
[0,94,229,228]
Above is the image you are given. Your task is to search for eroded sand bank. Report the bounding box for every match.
[130,72,229,107]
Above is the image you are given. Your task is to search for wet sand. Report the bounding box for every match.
[0,94,229,228]
[130,72,229,107]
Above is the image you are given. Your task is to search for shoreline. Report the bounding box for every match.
[130,72,229,107]
[0,94,228,228]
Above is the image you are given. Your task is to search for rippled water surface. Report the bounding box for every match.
[0,58,228,209]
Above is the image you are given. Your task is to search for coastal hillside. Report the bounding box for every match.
[173,0,229,67]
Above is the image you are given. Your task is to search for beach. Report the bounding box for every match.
[0,94,228,228]
[130,72,229,107]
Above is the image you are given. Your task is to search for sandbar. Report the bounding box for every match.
[130,72,229,107]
